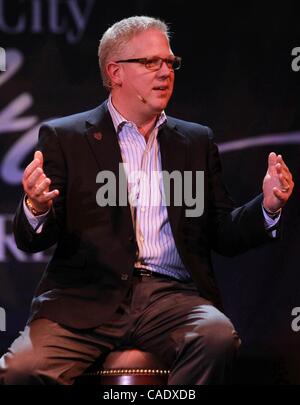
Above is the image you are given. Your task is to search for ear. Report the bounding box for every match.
[106,62,122,87]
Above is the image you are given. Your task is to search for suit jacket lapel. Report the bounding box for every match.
[84,102,122,182]
[84,102,134,238]
[158,119,187,236]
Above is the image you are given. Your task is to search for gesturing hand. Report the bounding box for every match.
[263,152,294,213]
[22,151,59,214]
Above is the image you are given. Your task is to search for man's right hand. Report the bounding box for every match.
[22,150,59,214]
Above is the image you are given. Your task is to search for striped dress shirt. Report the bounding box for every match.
[107,96,191,281]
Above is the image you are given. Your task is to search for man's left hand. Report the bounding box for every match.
[263,152,294,213]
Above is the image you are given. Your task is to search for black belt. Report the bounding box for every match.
[133,267,178,281]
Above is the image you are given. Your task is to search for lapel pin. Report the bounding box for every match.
[94,131,103,141]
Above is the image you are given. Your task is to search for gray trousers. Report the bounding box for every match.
[0,275,240,385]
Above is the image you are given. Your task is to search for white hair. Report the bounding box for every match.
[98,16,170,90]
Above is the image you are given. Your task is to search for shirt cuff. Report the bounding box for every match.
[262,205,281,238]
[23,197,49,233]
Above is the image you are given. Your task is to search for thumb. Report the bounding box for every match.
[268,152,277,166]
[34,150,44,168]
[267,152,277,171]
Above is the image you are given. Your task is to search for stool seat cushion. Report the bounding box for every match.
[103,349,167,370]
[76,348,170,385]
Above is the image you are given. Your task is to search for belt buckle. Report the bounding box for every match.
[139,269,152,277]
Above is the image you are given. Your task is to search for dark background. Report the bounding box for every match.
[0,0,300,384]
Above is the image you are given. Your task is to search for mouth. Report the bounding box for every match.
[152,85,169,99]
[153,85,168,91]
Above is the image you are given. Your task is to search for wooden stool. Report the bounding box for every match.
[77,349,170,385]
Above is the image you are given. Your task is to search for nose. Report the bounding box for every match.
[158,60,173,76]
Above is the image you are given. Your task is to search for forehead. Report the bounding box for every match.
[124,29,172,57]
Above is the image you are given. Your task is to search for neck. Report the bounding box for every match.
[137,119,157,141]
[110,93,159,139]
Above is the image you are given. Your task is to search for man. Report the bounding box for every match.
[0,16,294,385]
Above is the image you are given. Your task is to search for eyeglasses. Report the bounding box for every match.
[115,56,182,71]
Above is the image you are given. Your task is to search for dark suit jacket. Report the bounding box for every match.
[13,101,276,328]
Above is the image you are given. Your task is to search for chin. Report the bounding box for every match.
[149,106,165,116]
[151,100,169,113]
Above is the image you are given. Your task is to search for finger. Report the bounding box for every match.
[268,152,277,167]
[267,152,278,175]
[26,168,45,190]
[273,187,289,202]
[277,155,293,179]
[38,189,59,203]
[278,173,290,189]
[34,150,44,168]
[33,177,51,198]
[23,158,42,181]
[277,155,288,170]
[275,162,292,182]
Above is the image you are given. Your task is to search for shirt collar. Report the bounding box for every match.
[107,95,167,134]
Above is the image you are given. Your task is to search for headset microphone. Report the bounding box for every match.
[131,81,148,104]
[137,94,147,104]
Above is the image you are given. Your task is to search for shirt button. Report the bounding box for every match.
[121,273,129,281]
